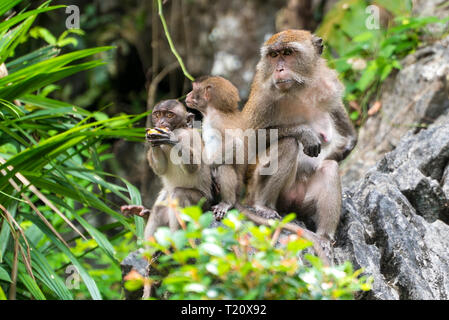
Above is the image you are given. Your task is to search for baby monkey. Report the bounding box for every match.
[186,76,246,221]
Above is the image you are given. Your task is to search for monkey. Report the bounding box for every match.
[185,76,247,221]
[122,99,213,236]
[123,99,213,298]
[242,29,357,242]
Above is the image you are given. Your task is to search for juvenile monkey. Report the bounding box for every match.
[123,99,212,237]
[243,30,357,241]
[185,76,246,221]
[123,99,213,298]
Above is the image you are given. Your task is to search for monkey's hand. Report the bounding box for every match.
[146,128,178,147]
[120,205,151,219]
[299,129,321,158]
[212,202,232,221]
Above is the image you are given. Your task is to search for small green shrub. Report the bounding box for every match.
[125,207,372,300]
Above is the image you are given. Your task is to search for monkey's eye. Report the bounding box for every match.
[283,49,293,56]
[154,111,161,118]
[167,113,174,118]
[269,51,278,58]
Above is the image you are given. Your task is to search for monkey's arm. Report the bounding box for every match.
[178,130,201,174]
[327,102,357,162]
[277,125,322,158]
[212,164,239,220]
[147,147,168,176]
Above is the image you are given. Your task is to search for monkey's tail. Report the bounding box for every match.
[235,204,331,266]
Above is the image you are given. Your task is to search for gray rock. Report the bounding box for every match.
[120,249,148,300]
[335,119,449,299]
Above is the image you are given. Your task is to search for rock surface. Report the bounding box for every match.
[120,249,148,300]
[335,116,449,299]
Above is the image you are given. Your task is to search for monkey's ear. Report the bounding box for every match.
[312,35,324,55]
[186,112,195,128]
[204,85,212,101]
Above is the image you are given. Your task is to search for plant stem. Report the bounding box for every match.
[157,0,194,81]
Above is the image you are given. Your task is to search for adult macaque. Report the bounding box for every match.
[185,76,246,221]
[243,30,357,241]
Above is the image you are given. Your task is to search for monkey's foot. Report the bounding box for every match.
[212,202,232,221]
[252,205,282,220]
[317,236,334,266]
[120,205,151,219]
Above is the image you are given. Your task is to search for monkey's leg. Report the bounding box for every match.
[169,187,208,230]
[143,206,169,242]
[212,165,239,221]
[301,160,341,240]
[248,138,298,219]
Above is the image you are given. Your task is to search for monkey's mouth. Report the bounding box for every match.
[274,79,295,91]
[275,79,293,84]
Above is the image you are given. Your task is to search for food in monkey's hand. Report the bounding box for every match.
[145,127,171,144]
[146,127,169,136]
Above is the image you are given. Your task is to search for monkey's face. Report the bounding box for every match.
[262,43,316,92]
[185,82,208,113]
[259,31,324,93]
[151,101,186,130]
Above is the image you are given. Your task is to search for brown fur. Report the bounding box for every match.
[264,29,312,46]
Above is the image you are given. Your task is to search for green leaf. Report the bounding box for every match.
[154,227,172,248]
[0,0,22,17]
[0,6,65,34]
[22,213,103,300]
[172,229,187,250]
[352,32,374,43]
[349,111,359,121]
[73,213,118,264]
[0,200,17,262]
[6,46,60,74]
[30,27,56,45]
[182,205,202,222]
[28,245,74,300]
[124,179,141,205]
[200,243,225,257]
[0,46,113,87]
[356,61,378,91]
[0,60,107,100]
[18,272,46,300]
[198,212,213,228]
[0,285,6,300]
[0,265,11,282]
[281,213,296,224]
[380,64,393,81]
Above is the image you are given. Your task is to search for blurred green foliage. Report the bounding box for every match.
[125,208,372,300]
[317,0,449,124]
